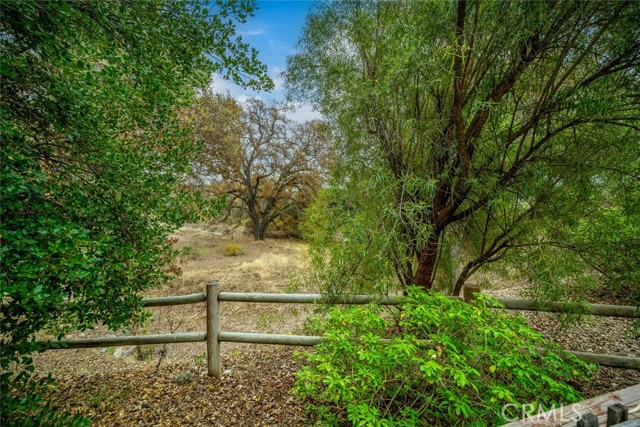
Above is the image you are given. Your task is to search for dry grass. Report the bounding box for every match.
[32,223,316,375]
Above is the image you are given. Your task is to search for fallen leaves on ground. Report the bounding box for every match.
[46,347,311,426]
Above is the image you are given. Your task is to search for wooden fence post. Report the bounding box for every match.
[607,403,628,426]
[206,280,220,378]
[463,283,481,302]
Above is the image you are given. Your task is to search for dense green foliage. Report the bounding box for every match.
[289,0,640,302]
[295,289,594,426]
[1,1,269,424]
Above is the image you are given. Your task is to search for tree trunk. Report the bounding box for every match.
[252,214,268,240]
[413,239,440,290]
[452,269,471,296]
[452,255,483,296]
[248,200,272,241]
[252,222,265,240]
[247,205,264,241]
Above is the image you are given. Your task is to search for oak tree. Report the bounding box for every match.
[191,94,331,240]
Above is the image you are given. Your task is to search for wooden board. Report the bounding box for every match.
[501,383,640,427]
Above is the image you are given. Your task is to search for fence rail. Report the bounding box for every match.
[40,281,640,376]
[142,292,206,307]
[218,292,410,305]
[218,290,639,318]
[42,332,206,349]
[494,297,639,318]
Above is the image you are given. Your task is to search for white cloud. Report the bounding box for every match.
[286,102,323,123]
[238,29,267,36]
[209,73,320,123]
[211,76,323,123]
[235,94,264,105]
[269,66,285,90]
[209,73,246,98]
[210,70,283,101]
[235,94,251,104]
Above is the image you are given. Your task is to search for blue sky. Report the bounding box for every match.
[212,1,319,121]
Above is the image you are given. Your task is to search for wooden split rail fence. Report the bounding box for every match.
[42,281,640,377]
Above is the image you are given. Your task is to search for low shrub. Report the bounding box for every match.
[1,372,90,427]
[223,243,244,256]
[180,245,199,260]
[293,288,594,427]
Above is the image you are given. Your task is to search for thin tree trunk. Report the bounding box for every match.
[258,222,268,240]
[253,223,263,240]
[452,267,472,296]
[413,238,440,290]
[247,205,263,241]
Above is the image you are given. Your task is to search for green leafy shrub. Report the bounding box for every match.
[1,373,90,427]
[223,243,245,256]
[294,288,594,426]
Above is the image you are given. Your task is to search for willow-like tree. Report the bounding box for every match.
[1,1,270,425]
[288,0,639,299]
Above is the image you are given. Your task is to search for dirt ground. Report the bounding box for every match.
[34,223,317,426]
[34,223,316,371]
[32,224,639,426]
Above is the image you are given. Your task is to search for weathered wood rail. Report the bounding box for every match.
[40,282,640,377]
[142,292,206,307]
[494,298,639,318]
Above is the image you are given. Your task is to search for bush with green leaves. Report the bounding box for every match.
[1,0,270,425]
[223,243,245,256]
[1,374,90,427]
[294,289,594,427]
